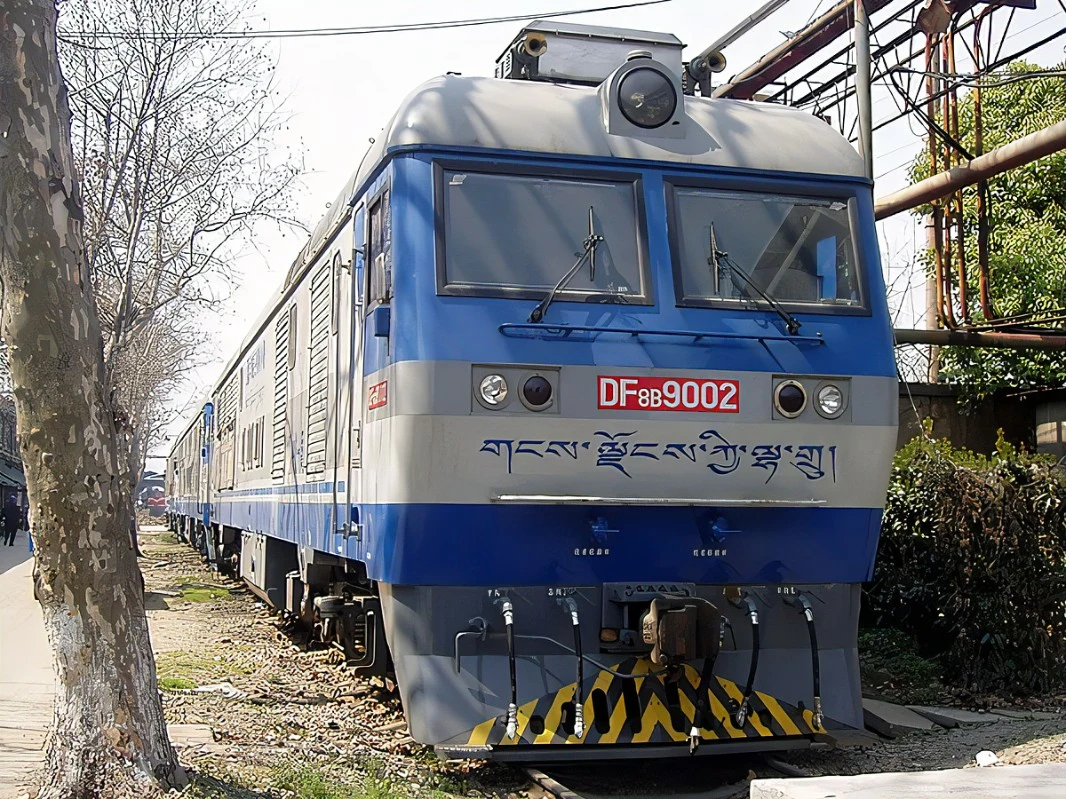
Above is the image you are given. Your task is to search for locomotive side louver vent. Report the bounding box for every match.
[271,312,289,481]
[305,263,332,477]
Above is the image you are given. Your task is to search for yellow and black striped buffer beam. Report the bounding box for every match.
[456,658,827,747]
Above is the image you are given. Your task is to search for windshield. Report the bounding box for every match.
[672,187,862,309]
[440,169,646,301]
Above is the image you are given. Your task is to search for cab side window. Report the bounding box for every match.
[366,190,390,307]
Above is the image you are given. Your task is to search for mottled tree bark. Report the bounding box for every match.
[0,2,184,796]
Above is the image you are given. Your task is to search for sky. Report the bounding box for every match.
[150,0,1066,465]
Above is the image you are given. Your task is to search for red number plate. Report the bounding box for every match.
[598,376,740,413]
[368,380,388,410]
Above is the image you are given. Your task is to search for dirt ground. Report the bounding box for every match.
[136,526,1066,798]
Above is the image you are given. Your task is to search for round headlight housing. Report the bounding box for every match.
[815,384,845,418]
[618,67,677,129]
[774,380,807,418]
[522,375,553,409]
[478,374,508,407]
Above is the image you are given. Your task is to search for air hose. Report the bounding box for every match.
[796,595,823,729]
[498,598,518,739]
[735,596,760,728]
[688,615,728,754]
[560,597,585,738]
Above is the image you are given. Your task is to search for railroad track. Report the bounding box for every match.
[524,754,801,799]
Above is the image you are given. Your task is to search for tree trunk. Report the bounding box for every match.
[0,2,184,796]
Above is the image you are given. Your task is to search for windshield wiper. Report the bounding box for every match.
[708,222,802,336]
[529,206,604,323]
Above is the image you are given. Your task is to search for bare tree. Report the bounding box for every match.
[0,0,185,794]
[57,0,302,486]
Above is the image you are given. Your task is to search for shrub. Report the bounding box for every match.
[864,427,1066,694]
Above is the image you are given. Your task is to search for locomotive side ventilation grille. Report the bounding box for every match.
[216,377,238,490]
[217,377,238,434]
[271,312,289,481]
[305,263,332,477]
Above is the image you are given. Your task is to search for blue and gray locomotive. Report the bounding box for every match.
[166,21,897,761]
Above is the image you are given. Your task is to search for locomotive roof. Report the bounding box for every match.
[188,74,867,448]
[297,75,865,296]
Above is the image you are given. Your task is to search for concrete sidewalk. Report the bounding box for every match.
[0,537,52,798]
[751,763,1066,798]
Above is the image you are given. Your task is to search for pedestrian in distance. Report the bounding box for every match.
[1,496,19,546]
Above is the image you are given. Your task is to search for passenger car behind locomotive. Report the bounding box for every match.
[166,21,897,761]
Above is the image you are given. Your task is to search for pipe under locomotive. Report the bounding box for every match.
[165,21,897,761]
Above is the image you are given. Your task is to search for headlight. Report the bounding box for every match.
[618,67,677,129]
[774,380,806,418]
[816,384,845,418]
[478,374,508,406]
[522,375,553,409]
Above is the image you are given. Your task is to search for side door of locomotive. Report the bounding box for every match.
[344,204,367,525]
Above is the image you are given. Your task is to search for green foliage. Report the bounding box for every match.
[158,676,197,691]
[271,764,357,799]
[865,430,1066,693]
[909,62,1066,399]
[179,585,227,602]
[270,760,402,799]
[858,628,944,704]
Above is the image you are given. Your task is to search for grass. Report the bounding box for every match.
[156,650,253,685]
[269,759,419,799]
[271,764,369,799]
[185,770,269,799]
[179,586,228,602]
[859,627,946,704]
[159,676,198,691]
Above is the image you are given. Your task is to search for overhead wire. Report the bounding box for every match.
[58,0,673,41]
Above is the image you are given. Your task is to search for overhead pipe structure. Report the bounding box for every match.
[894,328,1066,350]
[875,119,1066,220]
[855,0,873,178]
[712,0,896,99]
[887,118,1066,351]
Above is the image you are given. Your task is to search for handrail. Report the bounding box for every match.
[491,494,828,506]
[498,322,825,345]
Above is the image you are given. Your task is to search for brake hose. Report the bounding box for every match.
[735,596,760,728]
[688,615,728,754]
[797,595,823,729]
[498,598,518,739]
[560,597,585,738]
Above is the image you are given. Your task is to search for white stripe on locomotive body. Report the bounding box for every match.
[356,361,896,510]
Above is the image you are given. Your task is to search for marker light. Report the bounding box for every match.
[774,380,807,418]
[816,384,845,418]
[479,374,508,406]
[618,67,677,129]
[522,375,553,408]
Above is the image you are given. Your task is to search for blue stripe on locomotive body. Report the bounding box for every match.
[374,150,896,380]
[186,490,883,585]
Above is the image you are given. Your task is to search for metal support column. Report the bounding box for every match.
[854,0,873,178]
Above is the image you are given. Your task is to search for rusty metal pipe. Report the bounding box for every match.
[855,0,873,178]
[939,38,960,329]
[947,32,969,324]
[972,16,996,320]
[924,37,945,328]
[894,328,1066,350]
[875,119,1066,220]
